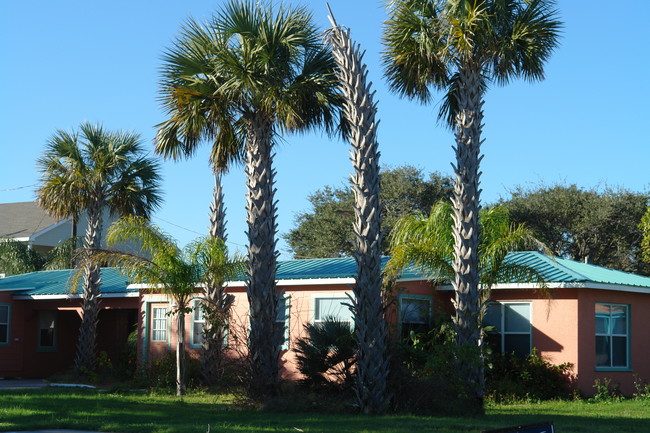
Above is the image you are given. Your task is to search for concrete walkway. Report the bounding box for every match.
[0,379,46,389]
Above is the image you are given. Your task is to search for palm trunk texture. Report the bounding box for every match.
[74,199,103,373]
[451,62,485,403]
[177,310,187,396]
[201,173,234,385]
[244,115,280,397]
[329,20,389,414]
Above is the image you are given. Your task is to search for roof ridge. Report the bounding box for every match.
[509,251,591,282]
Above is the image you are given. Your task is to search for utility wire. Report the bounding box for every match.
[0,184,37,192]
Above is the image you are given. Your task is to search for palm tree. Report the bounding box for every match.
[155,0,342,395]
[79,215,244,395]
[327,9,389,413]
[382,0,561,402]
[36,122,162,373]
[387,201,548,400]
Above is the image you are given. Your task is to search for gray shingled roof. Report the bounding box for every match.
[0,201,61,239]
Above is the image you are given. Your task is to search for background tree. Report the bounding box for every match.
[37,122,162,373]
[156,0,342,396]
[502,184,650,275]
[382,0,561,404]
[641,206,650,264]
[285,166,453,258]
[79,216,244,395]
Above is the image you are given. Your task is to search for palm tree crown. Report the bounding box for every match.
[36,122,162,373]
[156,0,343,396]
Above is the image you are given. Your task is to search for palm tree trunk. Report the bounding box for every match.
[328,18,389,414]
[201,172,233,385]
[244,114,279,397]
[177,309,187,396]
[74,199,103,373]
[451,61,485,405]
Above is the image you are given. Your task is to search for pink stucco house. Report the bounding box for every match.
[1,251,649,396]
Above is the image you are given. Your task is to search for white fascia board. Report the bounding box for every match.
[12,237,30,242]
[223,277,357,288]
[436,281,650,294]
[13,292,138,300]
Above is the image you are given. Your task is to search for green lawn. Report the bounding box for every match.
[0,389,648,433]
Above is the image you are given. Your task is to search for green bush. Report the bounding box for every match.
[591,378,622,402]
[486,349,575,402]
[143,352,203,391]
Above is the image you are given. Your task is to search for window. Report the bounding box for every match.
[484,302,531,358]
[399,296,432,340]
[595,303,629,369]
[151,307,168,342]
[38,311,56,350]
[192,299,205,347]
[314,295,353,326]
[276,296,290,350]
[0,305,9,345]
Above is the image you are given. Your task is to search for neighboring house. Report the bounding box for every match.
[1,251,649,396]
[0,201,117,254]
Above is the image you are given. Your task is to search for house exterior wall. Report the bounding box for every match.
[0,295,138,378]
[575,288,650,396]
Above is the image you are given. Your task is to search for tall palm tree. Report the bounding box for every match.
[77,216,244,395]
[382,0,561,402]
[387,201,549,400]
[327,10,389,413]
[36,122,162,373]
[155,0,342,395]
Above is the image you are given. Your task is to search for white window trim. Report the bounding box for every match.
[277,294,290,351]
[151,306,169,342]
[486,301,532,356]
[595,302,630,370]
[311,293,354,327]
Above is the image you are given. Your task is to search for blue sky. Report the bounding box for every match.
[1,1,648,259]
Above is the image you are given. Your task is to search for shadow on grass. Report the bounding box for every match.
[0,389,648,433]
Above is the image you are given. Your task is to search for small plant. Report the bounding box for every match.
[293,317,357,389]
[632,375,650,401]
[591,378,623,402]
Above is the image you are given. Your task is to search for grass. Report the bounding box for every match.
[0,389,649,433]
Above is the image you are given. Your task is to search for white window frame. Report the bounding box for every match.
[485,302,532,357]
[151,306,168,342]
[191,298,206,348]
[595,302,630,370]
[312,293,354,328]
[0,304,10,346]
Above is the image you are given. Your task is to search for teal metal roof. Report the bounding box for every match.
[0,268,133,296]
[0,252,648,296]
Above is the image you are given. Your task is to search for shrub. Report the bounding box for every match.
[144,352,202,391]
[293,317,357,389]
[591,378,622,402]
[486,349,575,402]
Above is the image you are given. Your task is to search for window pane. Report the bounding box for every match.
[504,334,530,358]
[595,336,610,367]
[0,324,7,344]
[504,304,530,333]
[194,302,204,321]
[484,304,501,330]
[315,298,351,322]
[193,322,204,346]
[276,298,287,322]
[610,306,627,335]
[612,336,627,367]
[595,303,611,335]
[401,299,430,324]
[0,306,8,323]
[40,328,55,347]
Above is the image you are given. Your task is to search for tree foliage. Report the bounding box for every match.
[502,184,650,275]
[642,207,650,265]
[284,166,453,258]
[0,237,80,276]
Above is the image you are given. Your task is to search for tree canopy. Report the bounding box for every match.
[501,184,650,275]
[284,166,454,258]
